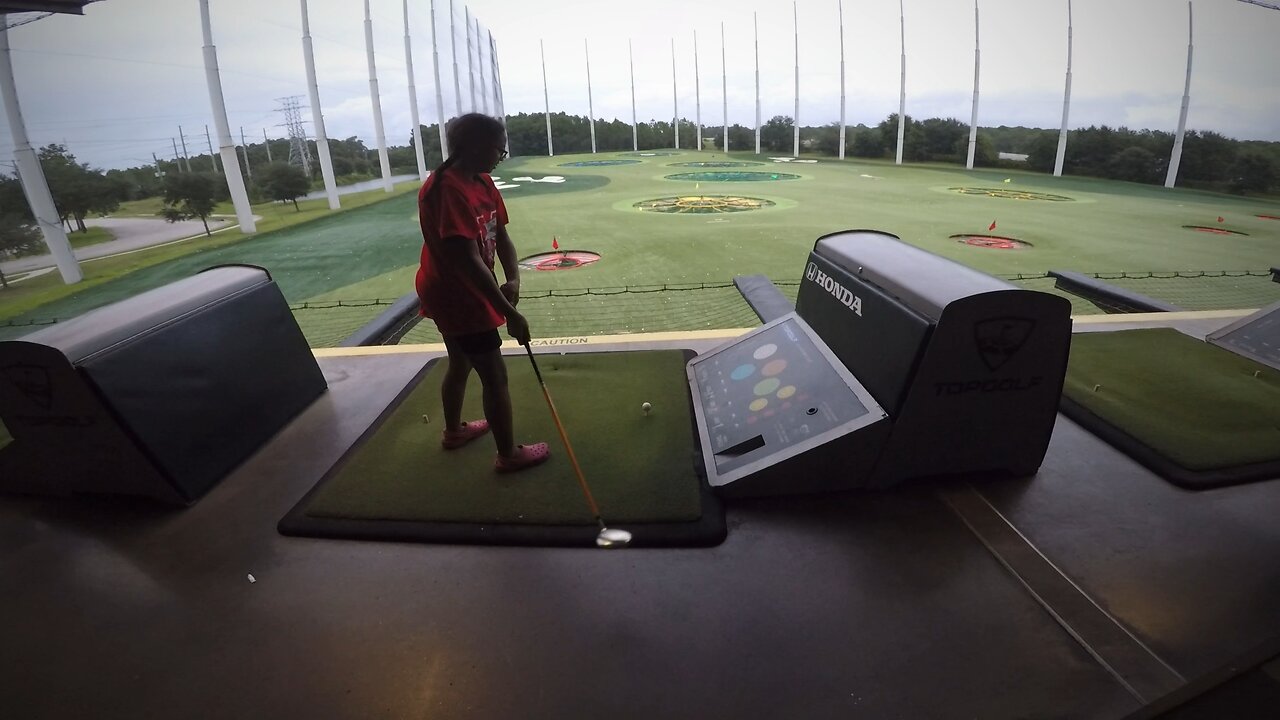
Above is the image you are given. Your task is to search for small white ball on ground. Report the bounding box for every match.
[642,402,652,415]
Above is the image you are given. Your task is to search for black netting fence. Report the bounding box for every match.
[6,271,1275,349]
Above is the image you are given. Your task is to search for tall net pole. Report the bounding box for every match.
[965,1,980,170]
[792,2,800,157]
[403,0,427,181]
[363,0,393,192]
[586,39,597,153]
[301,0,339,208]
[754,12,760,155]
[629,39,638,151]
[541,39,553,156]
[0,15,81,282]
[430,0,448,161]
[465,7,476,111]
[896,0,907,165]
[838,0,846,160]
[199,0,255,232]
[720,22,728,152]
[449,0,462,115]
[1054,0,1073,177]
[1165,1,1193,188]
[476,16,488,115]
[671,38,679,150]
[490,32,509,155]
[694,30,701,151]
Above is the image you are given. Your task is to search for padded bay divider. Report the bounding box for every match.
[0,265,327,504]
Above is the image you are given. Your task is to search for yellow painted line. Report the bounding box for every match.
[312,328,752,358]
[1071,309,1253,325]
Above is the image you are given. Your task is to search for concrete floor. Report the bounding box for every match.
[2,318,1279,719]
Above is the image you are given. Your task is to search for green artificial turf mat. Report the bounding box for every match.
[280,349,726,547]
[1061,328,1280,488]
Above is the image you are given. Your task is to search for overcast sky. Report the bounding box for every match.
[2,0,1278,171]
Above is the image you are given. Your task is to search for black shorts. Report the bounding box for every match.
[443,328,502,356]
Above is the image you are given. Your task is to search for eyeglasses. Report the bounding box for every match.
[497,148,509,160]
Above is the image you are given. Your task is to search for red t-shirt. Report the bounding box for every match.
[415,169,509,336]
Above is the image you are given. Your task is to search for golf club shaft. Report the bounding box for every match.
[525,346,605,526]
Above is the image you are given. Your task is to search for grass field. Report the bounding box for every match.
[2,151,1278,346]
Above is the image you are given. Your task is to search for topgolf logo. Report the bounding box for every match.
[805,262,863,317]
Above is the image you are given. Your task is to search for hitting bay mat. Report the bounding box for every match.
[1061,328,1280,489]
[279,349,726,547]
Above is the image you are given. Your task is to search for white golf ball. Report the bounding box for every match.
[641,402,652,414]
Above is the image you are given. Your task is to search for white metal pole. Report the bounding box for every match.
[792,2,800,157]
[630,39,638,151]
[541,39,553,156]
[754,12,761,155]
[301,0,340,208]
[671,38,679,149]
[896,0,907,165]
[364,0,394,192]
[199,0,256,232]
[694,30,702,150]
[966,1,980,169]
[263,128,272,163]
[838,0,846,160]
[586,39,597,153]
[476,16,488,115]
[465,7,476,111]
[1054,0,1073,177]
[490,31,507,153]
[240,126,252,180]
[449,0,462,115]
[0,17,81,283]
[1165,1,1193,188]
[721,22,728,152]
[403,0,427,181]
[430,0,449,162]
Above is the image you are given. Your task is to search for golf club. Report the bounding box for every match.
[523,343,632,549]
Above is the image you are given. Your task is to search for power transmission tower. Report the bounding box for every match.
[276,95,313,178]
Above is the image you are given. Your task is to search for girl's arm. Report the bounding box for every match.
[495,224,520,305]
[438,235,530,344]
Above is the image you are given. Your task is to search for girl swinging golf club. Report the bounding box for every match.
[416,113,549,473]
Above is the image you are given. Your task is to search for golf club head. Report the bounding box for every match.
[596,527,632,549]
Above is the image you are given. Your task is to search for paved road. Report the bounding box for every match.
[0,216,236,276]
[302,174,419,200]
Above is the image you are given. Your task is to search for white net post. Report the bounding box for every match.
[896,0,907,165]
[965,1,980,170]
[754,12,760,155]
[694,30,701,150]
[199,0,256,231]
[0,16,81,283]
[586,39,597,153]
[1054,0,1073,177]
[300,0,338,208]
[838,0,846,160]
[1165,1,1193,188]
[720,23,727,152]
[629,39,638,151]
[430,0,448,161]
[403,0,427,181]
[541,39,553,156]
[671,38,679,150]
[363,0,393,192]
[792,2,800,157]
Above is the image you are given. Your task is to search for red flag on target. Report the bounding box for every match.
[552,236,559,250]
[988,220,997,231]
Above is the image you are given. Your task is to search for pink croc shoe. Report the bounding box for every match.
[441,419,490,450]
[494,442,551,473]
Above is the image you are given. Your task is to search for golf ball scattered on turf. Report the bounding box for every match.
[642,402,652,415]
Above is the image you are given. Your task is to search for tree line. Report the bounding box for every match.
[3,113,1276,264]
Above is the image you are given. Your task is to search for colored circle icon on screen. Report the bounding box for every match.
[753,378,781,396]
[777,385,796,399]
[752,343,778,360]
[731,364,755,381]
[762,359,787,377]
[749,398,769,412]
